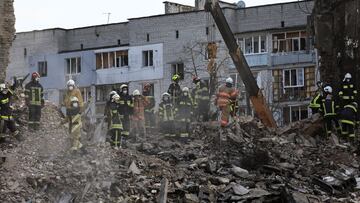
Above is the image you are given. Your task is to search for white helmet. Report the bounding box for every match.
[109,91,117,97]
[344,73,352,81]
[182,87,189,92]
[0,83,6,90]
[162,92,170,98]
[112,94,120,100]
[133,89,141,96]
[120,84,128,90]
[226,77,233,84]
[70,96,79,102]
[67,79,75,87]
[323,86,333,94]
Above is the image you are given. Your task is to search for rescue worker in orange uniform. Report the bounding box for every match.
[216,77,238,127]
[132,89,148,138]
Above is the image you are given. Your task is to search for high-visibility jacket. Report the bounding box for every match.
[159,101,175,122]
[339,104,358,126]
[0,91,14,120]
[69,113,82,134]
[192,81,210,107]
[25,81,44,106]
[176,95,193,122]
[133,96,149,121]
[118,94,134,116]
[320,95,337,117]
[216,85,238,109]
[339,81,357,101]
[143,91,155,113]
[63,88,84,109]
[108,102,123,130]
[309,92,323,109]
[167,83,182,102]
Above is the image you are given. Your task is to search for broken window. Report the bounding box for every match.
[143,50,154,67]
[96,50,129,69]
[283,68,304,88]
[172,63,184,80]
[38,61,48,77]
[66,57,81,75]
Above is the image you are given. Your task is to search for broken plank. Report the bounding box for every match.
[158,178,169,203]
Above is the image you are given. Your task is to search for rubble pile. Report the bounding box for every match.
[1,106,360,202]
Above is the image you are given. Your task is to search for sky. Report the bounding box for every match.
[14,0,295,32]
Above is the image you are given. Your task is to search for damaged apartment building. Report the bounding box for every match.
[7,0,317,126]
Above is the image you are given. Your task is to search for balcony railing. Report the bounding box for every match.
[274,87,308,102]
[271,51,316,66]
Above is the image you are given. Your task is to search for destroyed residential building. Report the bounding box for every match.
[7,0,316,126]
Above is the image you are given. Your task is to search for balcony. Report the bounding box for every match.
[244,53,268,67]
[271,51,316,66]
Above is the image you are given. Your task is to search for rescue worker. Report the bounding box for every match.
[63,79,84,151]
[132,89,148,138]
[320,85,341,137]
[159,92,175,136]
[118,84,133,142]
[175,87,193,139]
[104,90,118,129]
[309,81,324,115]
[107,93,123,148]
[215,77,238,127]
[25,72,44,130]
[167,74,182,105]
[143,84,155,130]
[339,102,358,143]
[339,73,357,107]
[192,76,210,122]
[0,83,20,140]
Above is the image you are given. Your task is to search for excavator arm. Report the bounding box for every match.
[205,0,277,128]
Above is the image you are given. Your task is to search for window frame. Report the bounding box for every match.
[238,35,267,55]
[66,57,81,75]
[38,61,48,77]
[142,50,154,67]
[283,68,304,88]
[172,63,185,80]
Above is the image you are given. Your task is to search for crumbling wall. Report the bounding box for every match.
[0,0,15,82]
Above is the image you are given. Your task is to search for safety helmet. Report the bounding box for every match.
[120,84,128,90]
[0,83,6,91]
[192,76,201,83]
[32,72,40,79]
[172,74,180,81]
[112,94,120,101]
[109,90,117,97]
[182,87,190,92]
[344,73,352,79]
[162,92,170,99]
[133,89,141,96]
[67,79,75,87]
[70,96,79,103]
[323,86,333,94]
[226,77,233,84]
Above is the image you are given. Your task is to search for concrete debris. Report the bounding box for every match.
[1,105,360,202]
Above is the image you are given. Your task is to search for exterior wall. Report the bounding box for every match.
[7,0,317,125]
[164,1,195,14]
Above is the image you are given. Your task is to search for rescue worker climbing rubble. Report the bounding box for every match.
[215,77,238,127]
[118,84,133,142]
[143,84,155,130]
[63,79,84,151]
[132,89,148,139]
[25,72,44,131]
[0,83,20,141]
[339,102,358,144]
[167,74,182,105]
[192,76,210,122]
[159,92,175,137]
[107,93,123,148]
[320,85,341,137]
[176,87,193,140]
[339,73,357,107]
[309,81,324,115]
